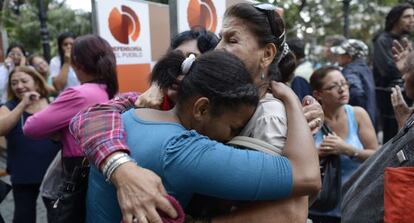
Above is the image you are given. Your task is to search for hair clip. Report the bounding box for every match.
[181,54,196,75]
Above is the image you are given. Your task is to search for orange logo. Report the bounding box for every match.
[187,0,217,33]
[108,5,140,44]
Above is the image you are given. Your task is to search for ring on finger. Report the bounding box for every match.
[132,217,138,223]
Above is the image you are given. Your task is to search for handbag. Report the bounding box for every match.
[51,157,89,223]
[309,124,342,212]
[0,179,11,203]
[384,167,414,223]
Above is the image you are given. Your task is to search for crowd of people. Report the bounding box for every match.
[0,2,413,223]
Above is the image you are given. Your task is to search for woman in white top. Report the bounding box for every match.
[49,32,80,92]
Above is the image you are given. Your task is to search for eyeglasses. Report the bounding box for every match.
[322,81,349,91]
[254,3,277,11]
[253,3,285,43]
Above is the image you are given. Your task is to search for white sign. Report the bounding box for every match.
[177,0,226,35]
[95,0,152,65]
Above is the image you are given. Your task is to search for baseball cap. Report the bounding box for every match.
[330,39,369,58]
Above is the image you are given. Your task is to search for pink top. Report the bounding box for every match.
[24,83,109,157]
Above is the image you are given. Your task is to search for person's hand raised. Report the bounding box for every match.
[21,91,40,108]
[392,38,412,74]
[63,47,72,64]
[19,54,27,67]
[302,96,324,134]
[391,85,413,129]
[269,81,298,102]
[4,57,14,69]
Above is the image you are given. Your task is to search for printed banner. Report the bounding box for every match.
[177,0,226,34]
[95,0,152,65]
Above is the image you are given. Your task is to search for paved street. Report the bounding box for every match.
[0,149,47,223]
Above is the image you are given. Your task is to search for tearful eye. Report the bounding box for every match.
[229,38,238,43]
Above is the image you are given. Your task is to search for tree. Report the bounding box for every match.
[259,0,414,61]
[1,0,91,57]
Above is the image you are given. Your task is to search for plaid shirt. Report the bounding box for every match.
[69,92,139,168]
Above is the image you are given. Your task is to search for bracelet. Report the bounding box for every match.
[105,155,136,182]
[102,153,128,176]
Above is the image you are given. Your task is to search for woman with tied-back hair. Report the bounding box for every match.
[23,34,119,222]
[0,66,59,223]
[70,4,323,222]
[49,32,80,92]
[137,28,220,109]
[87,49,317,223]
[309,66,378,223]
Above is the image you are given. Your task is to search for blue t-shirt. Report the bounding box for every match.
[311,104,363,218]
[86,109,293,223]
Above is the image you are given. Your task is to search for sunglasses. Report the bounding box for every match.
[253,3,285,43]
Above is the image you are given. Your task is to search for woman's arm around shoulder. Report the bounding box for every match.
[163,132,294,201]
[270,81,321,197]
[69,92,139,168]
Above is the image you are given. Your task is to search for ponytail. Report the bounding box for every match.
[96,54,118,99]
[274,51,296,83]
[71,35,119,99]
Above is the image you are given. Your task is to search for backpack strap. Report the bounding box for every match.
[228,136,282,156]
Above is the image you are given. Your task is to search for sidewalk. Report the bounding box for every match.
[0,142,47,222]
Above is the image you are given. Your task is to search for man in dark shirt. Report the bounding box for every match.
[373,3,414,143]
[342,42,414,223]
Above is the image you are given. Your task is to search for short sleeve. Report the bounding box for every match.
[49,57,60,79]
[251,114,287,150]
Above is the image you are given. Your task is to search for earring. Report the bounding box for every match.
[260,72,265,80]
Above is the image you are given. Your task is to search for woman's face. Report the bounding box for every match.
[61,37,74,53]
[198,104,255,143]
[31,57,49,77]
[8,47,24,65]
[318,70,349,106]
[216,16,263,84]
[10,71,37,99]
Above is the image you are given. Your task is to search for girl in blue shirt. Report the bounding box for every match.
[87,50,320,223]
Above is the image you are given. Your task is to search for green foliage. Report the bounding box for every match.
[257,0,414,59]
[1,0,91,57]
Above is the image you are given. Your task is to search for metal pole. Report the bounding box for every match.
[169,0,178,38]
[38,0,50,61]
[343,0,351,38]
